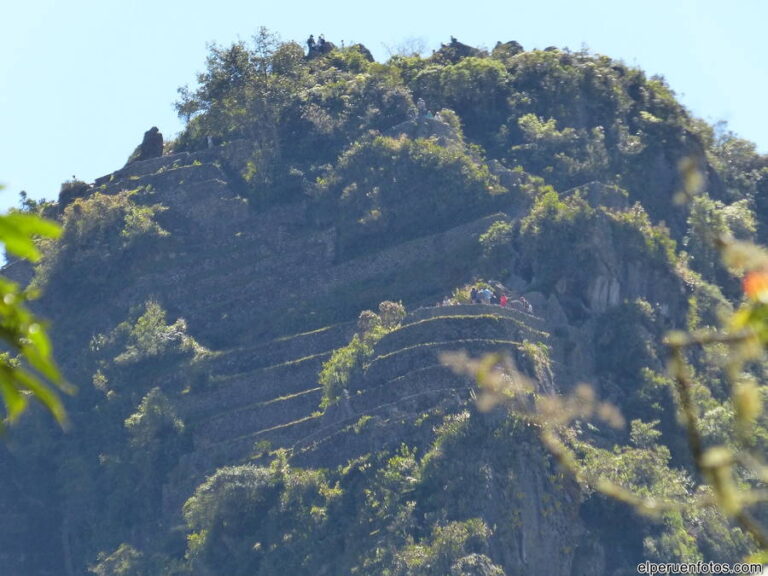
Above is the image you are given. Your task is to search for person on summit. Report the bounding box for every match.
[307,35,316,52]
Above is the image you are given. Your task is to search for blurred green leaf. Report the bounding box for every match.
[0,372,28,424]
[0,182,71,429]
[0,212,62,238]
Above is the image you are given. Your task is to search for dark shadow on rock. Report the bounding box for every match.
[126,126,164,165]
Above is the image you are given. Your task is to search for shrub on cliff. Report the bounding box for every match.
[607,203,677,268]
[58,178,91,208]
[322,135,503,258]
[684,193,755,290]
[518,189,596,292]
[183,458,339,576]
[319,333,372,408]
[518,190,677,297]
[479,219,514,273]
[34,190,168,289]
[281,55,413,166]
[320,301,406,407]
[91,300,206,367]
[508,114,610,189]
[409,56,509,139]
[175,29,306,152]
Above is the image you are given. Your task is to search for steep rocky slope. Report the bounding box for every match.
[3,37,766,576]
[3,140,593,575]
[0,145,672,574]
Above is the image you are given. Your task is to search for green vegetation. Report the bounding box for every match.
[90,543,145,576]
[478,219,514,275]
[175,29,305,152]
[318,333,373,407]
[6,31,768,576]
[109,300,206,364]
[34,189,168,290]
[479,219,513,256]
[172,411,528,576]
[0,185,69,428]
[321,134,503,257]
[518,189,677,299]
[451,175,768,563]
[183,454,341,576]
[685,193,756,288]
[519,190,597,290]
[124,387,184,447]
[320,301,405,407]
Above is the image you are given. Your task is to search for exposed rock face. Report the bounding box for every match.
[432,36,486,63]
[521,184,685,325]
[587,274,621,312]
[126,126,163,165]
[349,43,374,61]
[306,36,336,59]
[0,130,694,576]
[579,214,683,317]
[492,40,524,60]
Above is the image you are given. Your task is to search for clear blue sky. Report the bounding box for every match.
[1,0,766,213]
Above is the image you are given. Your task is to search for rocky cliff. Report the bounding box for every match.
[1,147,680,575]
[2,37,763,576]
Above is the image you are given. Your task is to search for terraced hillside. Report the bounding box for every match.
[5,36,765,576]
[42,145,518,353]
[149,303,546,515]
[191,305,546,454]
[294,305,551,465]
[0,126,697,575]
[1,136,563,574]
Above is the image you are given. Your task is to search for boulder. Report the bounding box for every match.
[349,43,374,62]
[431,37,485,64]
[492,40,524,62]
[306,37,337,59]
[126,126,163,165]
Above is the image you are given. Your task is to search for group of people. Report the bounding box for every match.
[306,34,331,56]
[437,287,533,314]
[470,287,532,312]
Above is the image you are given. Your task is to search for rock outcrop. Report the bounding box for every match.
[126,126,163,165]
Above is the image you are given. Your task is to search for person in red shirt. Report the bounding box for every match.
[500,294,508,307]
